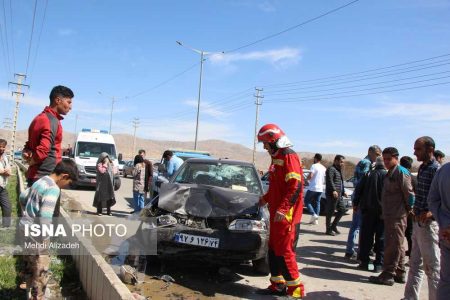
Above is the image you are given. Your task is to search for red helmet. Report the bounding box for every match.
[258,123,293,148]
[257,123,285,143]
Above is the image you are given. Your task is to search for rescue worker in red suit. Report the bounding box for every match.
[258,123,305,298]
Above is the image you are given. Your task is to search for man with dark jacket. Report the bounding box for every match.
[138,149,153,201]
[22,85,74,187]
[354,156,387,272]
[370,147,415,286]
[325,155,347,236]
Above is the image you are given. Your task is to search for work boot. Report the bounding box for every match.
[369,272,394,286]
[256,283,287,296]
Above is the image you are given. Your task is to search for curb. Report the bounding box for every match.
[16,162,135,300]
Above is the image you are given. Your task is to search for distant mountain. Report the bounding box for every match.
[0,129,361,175]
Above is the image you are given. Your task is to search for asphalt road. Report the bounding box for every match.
[62,177,428,300]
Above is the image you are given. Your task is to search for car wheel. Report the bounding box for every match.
[252,255,269,275]
[114,177,121,191]
[123,172,127,178]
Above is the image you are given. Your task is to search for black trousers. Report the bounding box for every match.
[359,211,384,266]
[325,196,346,231]
[0,186,12,227]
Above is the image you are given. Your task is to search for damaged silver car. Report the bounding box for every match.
[138,158,270,274]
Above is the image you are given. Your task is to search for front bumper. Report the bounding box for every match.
[137,223,269,262]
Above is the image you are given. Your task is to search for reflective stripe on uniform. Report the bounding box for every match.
[285,172,301,182]
[285,206,294,223]
[286,277,302,286]
[270,275,286,283]
[273,159,284,166]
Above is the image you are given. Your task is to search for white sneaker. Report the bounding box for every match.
[309,215,317,224]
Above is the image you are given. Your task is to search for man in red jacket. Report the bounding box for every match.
[22,85,74,187]
[258,123,305,298]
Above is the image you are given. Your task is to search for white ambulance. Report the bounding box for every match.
[70,129,121,190]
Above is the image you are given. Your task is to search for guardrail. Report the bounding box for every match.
[15,161,135,300]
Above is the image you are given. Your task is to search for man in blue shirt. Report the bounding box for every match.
[163,150,184,177]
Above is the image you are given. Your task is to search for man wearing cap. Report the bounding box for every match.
[257,123,305,298]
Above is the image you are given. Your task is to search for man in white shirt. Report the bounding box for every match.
[305,153,326,225]
[0,138,12,228]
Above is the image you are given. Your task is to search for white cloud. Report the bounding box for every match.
[0,90,48,107]
[183,99,227,118]
[138,119,236,141]
[345,100,450,122]
[258,1,276,12]
[57,28,76,36]
[209,47,301,67]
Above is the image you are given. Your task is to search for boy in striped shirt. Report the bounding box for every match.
[20,160,78,300]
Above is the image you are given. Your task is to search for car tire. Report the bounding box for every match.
[114,177,121,191]
[123,173,127,178]
[252,255,270,275]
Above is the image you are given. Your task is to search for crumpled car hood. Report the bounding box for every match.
[158,183,260,218]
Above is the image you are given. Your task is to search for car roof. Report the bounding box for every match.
[184,157,255,167]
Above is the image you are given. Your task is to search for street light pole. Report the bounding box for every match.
[194,51,204,150]
[176,41,223,150]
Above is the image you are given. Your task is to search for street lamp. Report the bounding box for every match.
[98,91,116,134]
[176,41,223,150]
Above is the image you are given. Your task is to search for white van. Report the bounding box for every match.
[70,129,121,190]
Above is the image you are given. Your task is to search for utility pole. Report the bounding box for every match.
[2,117,13,147]
[8,73,29,162]
[252,88,264,165]
[109,96,115,134]
[132,118,139,156]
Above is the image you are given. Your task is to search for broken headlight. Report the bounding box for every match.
[228,219,267,232]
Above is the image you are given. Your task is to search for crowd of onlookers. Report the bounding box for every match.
[303,138,449,300]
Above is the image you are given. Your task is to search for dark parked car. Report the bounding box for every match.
[138,158,270,274]
[122,160,134,178]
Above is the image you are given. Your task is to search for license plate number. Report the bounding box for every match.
[174,233,219,248]
[90,179,96,183]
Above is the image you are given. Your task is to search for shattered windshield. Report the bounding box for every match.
[174,162,262,195]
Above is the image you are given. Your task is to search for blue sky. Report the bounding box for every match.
[1,0,450,158]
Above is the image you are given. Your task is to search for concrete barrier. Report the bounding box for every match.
[16,162,135,300]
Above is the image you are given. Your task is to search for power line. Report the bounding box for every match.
[8,0,15,73]
[264,69,450,96]
[226,0,360,53]
[25,0,38,77]
[127,61,200,100]
[264,80,450,104]
[123,1,360,100]
[0,9,10,76]
[266,74,450,101]
[264,53,450,88]
[2,0,11,73]
[29,0,48,84]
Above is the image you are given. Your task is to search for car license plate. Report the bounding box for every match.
[174,233,219,249]
[90,179,96,183]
